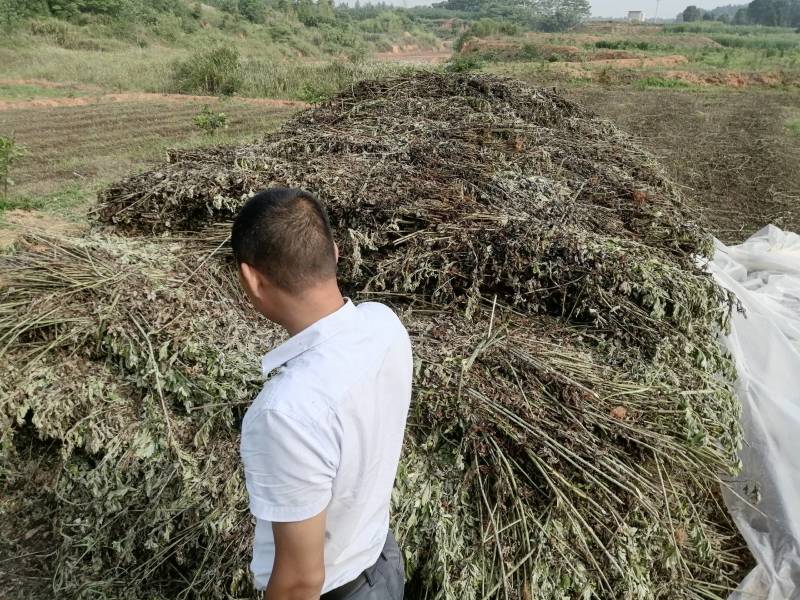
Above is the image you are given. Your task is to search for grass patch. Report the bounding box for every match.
[240,60,415,101]
[710,34,800,51]
[0,83,90,101]
[0,185,91,218]
[594,39,657,51]
[787,117,800,136]
[666,23,797,36]
[446,54,485,72]
[635,76,691,89]
[685,45,800,71]
[169,45,243,96]
[0,13,441,97]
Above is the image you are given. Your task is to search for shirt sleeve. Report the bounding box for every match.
[241,407,339,522]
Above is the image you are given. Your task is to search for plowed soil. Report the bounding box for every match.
[564,86,800,241]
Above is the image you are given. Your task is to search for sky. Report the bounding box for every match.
[590,1,732,18]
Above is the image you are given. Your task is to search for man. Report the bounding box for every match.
[233,187,413,600]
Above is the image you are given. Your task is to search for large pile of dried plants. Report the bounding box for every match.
[1,73,747,599]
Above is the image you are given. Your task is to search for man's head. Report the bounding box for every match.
[232,187,339,325]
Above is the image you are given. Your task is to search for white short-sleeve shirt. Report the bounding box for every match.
[240,299,413,592]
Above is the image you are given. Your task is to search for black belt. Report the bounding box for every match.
[320,550,387,600]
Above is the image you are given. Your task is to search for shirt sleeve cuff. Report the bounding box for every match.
[249,492,332,523]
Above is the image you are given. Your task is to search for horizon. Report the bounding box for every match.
[590,1,741,18]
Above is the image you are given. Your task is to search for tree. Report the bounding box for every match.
[791,0,800,25]
[748,0,793,26]
[733,6,749,23]
[682,5,703,21]
[239,0,266,22]
[532,0,591,31]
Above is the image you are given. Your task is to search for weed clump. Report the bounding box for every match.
[169,45,242,96]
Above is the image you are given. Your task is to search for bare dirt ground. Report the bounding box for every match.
[0,99,296,194]
[0,210,84,248]
[374,44,452,64]
[564,86,800,241]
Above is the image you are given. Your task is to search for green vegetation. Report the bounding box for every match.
[667,21,797,34]
[594,39,658,51]
[170,45,243,96]
[0,0,442,99]
[787,116,800,134]
[0,82,88,100]
[636,76,692,89]
[0,136,25,199]
[193,105,228,135]
[681,0,800,26]
[0,184,89,217]
[710,33,800,50]
[454,17,521,51]
[435,0,590,31]
[445,54,485,71]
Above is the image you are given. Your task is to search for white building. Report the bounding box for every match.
[628,10,645,22]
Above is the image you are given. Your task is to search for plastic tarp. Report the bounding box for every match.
[707,225,800,600]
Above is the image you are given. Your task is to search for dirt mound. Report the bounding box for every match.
[662,70,797,88]
[2,73,746,599]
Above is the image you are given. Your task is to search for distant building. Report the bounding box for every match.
[628,10,645,22]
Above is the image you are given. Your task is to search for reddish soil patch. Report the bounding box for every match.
[374,47,451,64]
[662,70,796,88]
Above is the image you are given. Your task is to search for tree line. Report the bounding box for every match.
[682,1,800,27]
[0,0,591,32]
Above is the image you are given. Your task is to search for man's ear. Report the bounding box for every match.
[333,241,339,264]
[239,262,264,300]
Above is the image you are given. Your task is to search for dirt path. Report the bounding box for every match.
[0,89,308,112]
[373,47,452,65]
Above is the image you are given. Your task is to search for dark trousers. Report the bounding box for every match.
[321,531,405,600]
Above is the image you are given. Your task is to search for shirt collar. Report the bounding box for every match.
[261,298,356,375]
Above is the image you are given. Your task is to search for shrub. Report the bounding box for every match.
[594,39,655,51]
[445,54,484,72]
[636,76,691,89]
[169,45,242,96]
[454,18,521,52]
[193,105,228,135]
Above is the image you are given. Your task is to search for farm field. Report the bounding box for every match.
[0,86,300,246]
[2,75,798,246]
[1,3,800,599]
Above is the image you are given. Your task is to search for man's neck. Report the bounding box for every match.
[281,283,345,337]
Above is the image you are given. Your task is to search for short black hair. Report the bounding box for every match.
[231,187,337,292]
